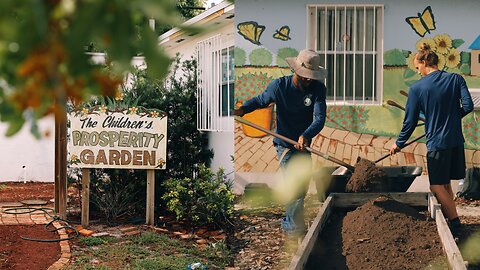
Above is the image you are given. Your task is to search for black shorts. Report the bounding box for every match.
[427,145,466,185]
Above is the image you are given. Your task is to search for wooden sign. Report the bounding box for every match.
[69,107,167,170]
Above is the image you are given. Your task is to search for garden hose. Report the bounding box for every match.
[2,207,80,242]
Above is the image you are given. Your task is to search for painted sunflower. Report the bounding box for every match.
[437,54,446,71]
[434,34,452,55]
[445,48,460,68]
[407,52,417,71]
[416,38,436,51]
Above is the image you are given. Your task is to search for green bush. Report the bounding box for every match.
[249,48,272,66]
[276,47,298,67]
[161,165,234,228]
[384,49,408,66]
[234,47,246,66]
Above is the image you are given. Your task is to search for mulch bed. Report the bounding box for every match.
[0,225,60,270]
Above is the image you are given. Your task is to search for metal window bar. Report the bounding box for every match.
[372,7,376,103]
[343,6,346,103]
[333,6,337,103]
[196,34,234,132]
[310,4,382,105]
[353,6,356,104]
[362,6,366,104]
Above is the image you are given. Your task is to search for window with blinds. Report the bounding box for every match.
[307,5,384,105]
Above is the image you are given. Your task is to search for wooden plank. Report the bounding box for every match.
[289,196,334,270]
[146,170,155,225]
[332,192,428,208]
[54,112,68,219]
[435,209,467,270]
[81,168,90,228]
[428,193,441,220]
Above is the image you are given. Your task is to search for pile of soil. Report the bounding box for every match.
[345,158,388,192]
[306,196,447,269]
[0,225,60,270]
[341,196,446,269]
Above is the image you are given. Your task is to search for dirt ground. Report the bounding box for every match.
[1,182,479,269]
[0,182,54,203]
[0,225,60,270]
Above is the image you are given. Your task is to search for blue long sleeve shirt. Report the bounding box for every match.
[396,70,474,151]
[241,75,327,149]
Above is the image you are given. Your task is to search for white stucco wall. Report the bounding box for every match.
[0,116,55,182]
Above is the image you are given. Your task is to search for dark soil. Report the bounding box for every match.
[306,196,448,270]
[0,225,60,270]
[0,182,53,203]
[346,158,388,192]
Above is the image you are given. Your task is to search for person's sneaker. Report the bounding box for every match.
[448,219,463,239]
[281,217,306,236]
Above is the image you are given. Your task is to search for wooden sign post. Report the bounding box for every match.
[69,107,167,227]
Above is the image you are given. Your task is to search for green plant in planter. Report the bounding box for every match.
[161,165,234,229]
[234,72,274,104]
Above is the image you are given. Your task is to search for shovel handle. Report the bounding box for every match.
[400,90,409,98]
[235,116,355,171]
[374,133,426,163]
[386,100,426,122]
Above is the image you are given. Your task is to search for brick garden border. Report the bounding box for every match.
[0,206,71,269]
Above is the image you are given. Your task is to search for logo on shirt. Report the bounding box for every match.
[304,94,312,106]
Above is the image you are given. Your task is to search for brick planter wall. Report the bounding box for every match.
[235,122,480,174]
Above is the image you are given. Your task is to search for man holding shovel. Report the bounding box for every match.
[390,43,473,234]
[234,49,327,234]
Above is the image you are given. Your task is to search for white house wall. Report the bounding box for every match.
[0,116,55,182]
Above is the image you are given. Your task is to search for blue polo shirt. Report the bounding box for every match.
[396,70,473,151]
[241,75,327,149]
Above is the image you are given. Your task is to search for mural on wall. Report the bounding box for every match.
[273,26,291,41]
[237,21,266,45]
[405,6,436,37]
[234,3,480,175]
[469,35,480,76]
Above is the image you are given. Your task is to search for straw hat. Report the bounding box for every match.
[285,49,327,81]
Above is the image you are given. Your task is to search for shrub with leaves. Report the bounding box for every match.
[276,47,298,68]
[161,165,234,228]
[89,169,142,225]
[249,48,273,66]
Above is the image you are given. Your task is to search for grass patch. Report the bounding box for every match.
[78,237,107,246]
[0,184,8,190]
[68,231,232,270]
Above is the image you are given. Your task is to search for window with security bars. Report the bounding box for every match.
[307,5,384,105]
[196,35,234,132]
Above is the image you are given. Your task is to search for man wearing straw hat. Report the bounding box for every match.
[234,49,328,234]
